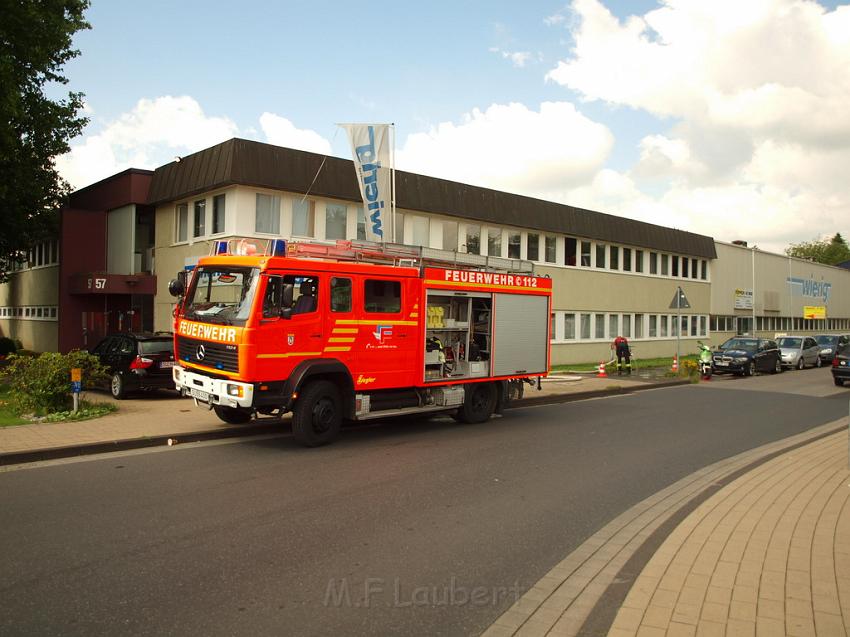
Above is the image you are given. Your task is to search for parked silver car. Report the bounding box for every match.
[777,335,821,369]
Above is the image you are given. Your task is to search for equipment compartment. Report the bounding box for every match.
[424,291,492,381]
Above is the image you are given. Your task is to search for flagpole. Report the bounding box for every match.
[390,122,397,244]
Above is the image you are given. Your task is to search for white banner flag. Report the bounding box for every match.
[340,124,393,242]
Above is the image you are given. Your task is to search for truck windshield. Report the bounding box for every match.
[184,267,259,326]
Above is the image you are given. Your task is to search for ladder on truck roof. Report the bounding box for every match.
[286,239,536,274]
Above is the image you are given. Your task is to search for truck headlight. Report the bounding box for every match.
[226,384,244,398]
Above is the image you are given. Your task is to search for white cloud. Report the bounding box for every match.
[541,0,850,251]
[490,48,535,67]
[259,113,333,155]
[396,101,614,198]
[57,98,336,190]
[57,96,238,189]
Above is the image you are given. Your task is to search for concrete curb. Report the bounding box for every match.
[0,421,282,467]
[513,378,690,409]
[0,379,689,466]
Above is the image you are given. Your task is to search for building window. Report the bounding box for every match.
[356,207,366,240]
[622,314,631,338]
[649,314,657,337]
[608,313,619,338]
[610,245,619,270]
[701,260,707,280]
[507,232,521,259]
[681,257,689,278]
[410,216,429,247]
[672,255,680,277]
[256,194,281,234]
[565,238,577,266]
[550,313,556,340]
[193,199,206,237]
[580,313,591,339]
[364,279,401,313]
[580,241,591,267]
[486,228,502,257]
[661,254,669,276]
[545,236,556,263]
[174,203,187,243]
[635,313,644,338]
[623,247,632,272]
[527,234,539,261]
[691,259,698,279]
[465,224,481,255]
[649,252,658,275]
[700,315,707,336]
[635,250,644,273]
[596,244,606,268]
[292,198,314,237]
[212,194,226,234]
[325,203,347,240]
[443,221,458,251]
[564,313,576,340]
[595,314,605,339]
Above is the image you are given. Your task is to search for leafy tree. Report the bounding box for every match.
[785,233,850,265]
[0,0,90,281]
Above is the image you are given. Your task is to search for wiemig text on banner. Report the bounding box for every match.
[339,124,394,242]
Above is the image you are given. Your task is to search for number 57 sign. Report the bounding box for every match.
[87,278,106,290]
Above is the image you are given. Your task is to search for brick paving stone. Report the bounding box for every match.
[481,424,849,637]
[602,432,849,637]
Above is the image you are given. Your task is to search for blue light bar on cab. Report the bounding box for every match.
[214,240,228,255]
[270,239,287,256]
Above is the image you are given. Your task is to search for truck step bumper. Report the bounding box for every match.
[173,366,254,409]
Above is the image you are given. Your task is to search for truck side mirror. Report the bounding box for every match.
[168,272,186,298]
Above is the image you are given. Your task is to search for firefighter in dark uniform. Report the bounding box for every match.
[612,335,631,375]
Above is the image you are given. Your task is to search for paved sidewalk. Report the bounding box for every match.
[608,431,850,637]
[0,372,675,461]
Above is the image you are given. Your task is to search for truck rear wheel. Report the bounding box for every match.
[456,382,498,424]
[213,405,252,424]
[292,380,342,447]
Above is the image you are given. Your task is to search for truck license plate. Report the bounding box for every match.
[190,388,210,402]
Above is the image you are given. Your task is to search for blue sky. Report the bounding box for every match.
[57,0,850,253]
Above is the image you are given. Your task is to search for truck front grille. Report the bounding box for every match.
[177,337,239,373]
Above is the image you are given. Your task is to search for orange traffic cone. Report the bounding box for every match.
[597,361,608,378]
[671,355,679,372]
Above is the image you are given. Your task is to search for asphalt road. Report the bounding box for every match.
[1,368,847,636]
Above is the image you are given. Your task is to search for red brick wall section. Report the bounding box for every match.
[58,209,107,352]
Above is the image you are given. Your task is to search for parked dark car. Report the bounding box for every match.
[814,334,850,364]
[832,342,850,387]
[90,332,176,399]
[712,337,782,376]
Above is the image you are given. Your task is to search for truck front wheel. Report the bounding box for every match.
[213,405,252,424]
[292,380,342,447]
[456,382,498,424]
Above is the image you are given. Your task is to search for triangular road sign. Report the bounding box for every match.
[669,287,691,309]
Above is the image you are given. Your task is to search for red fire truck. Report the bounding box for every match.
[168,238,552,446]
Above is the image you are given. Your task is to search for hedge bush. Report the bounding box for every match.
[0,350,109,415]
